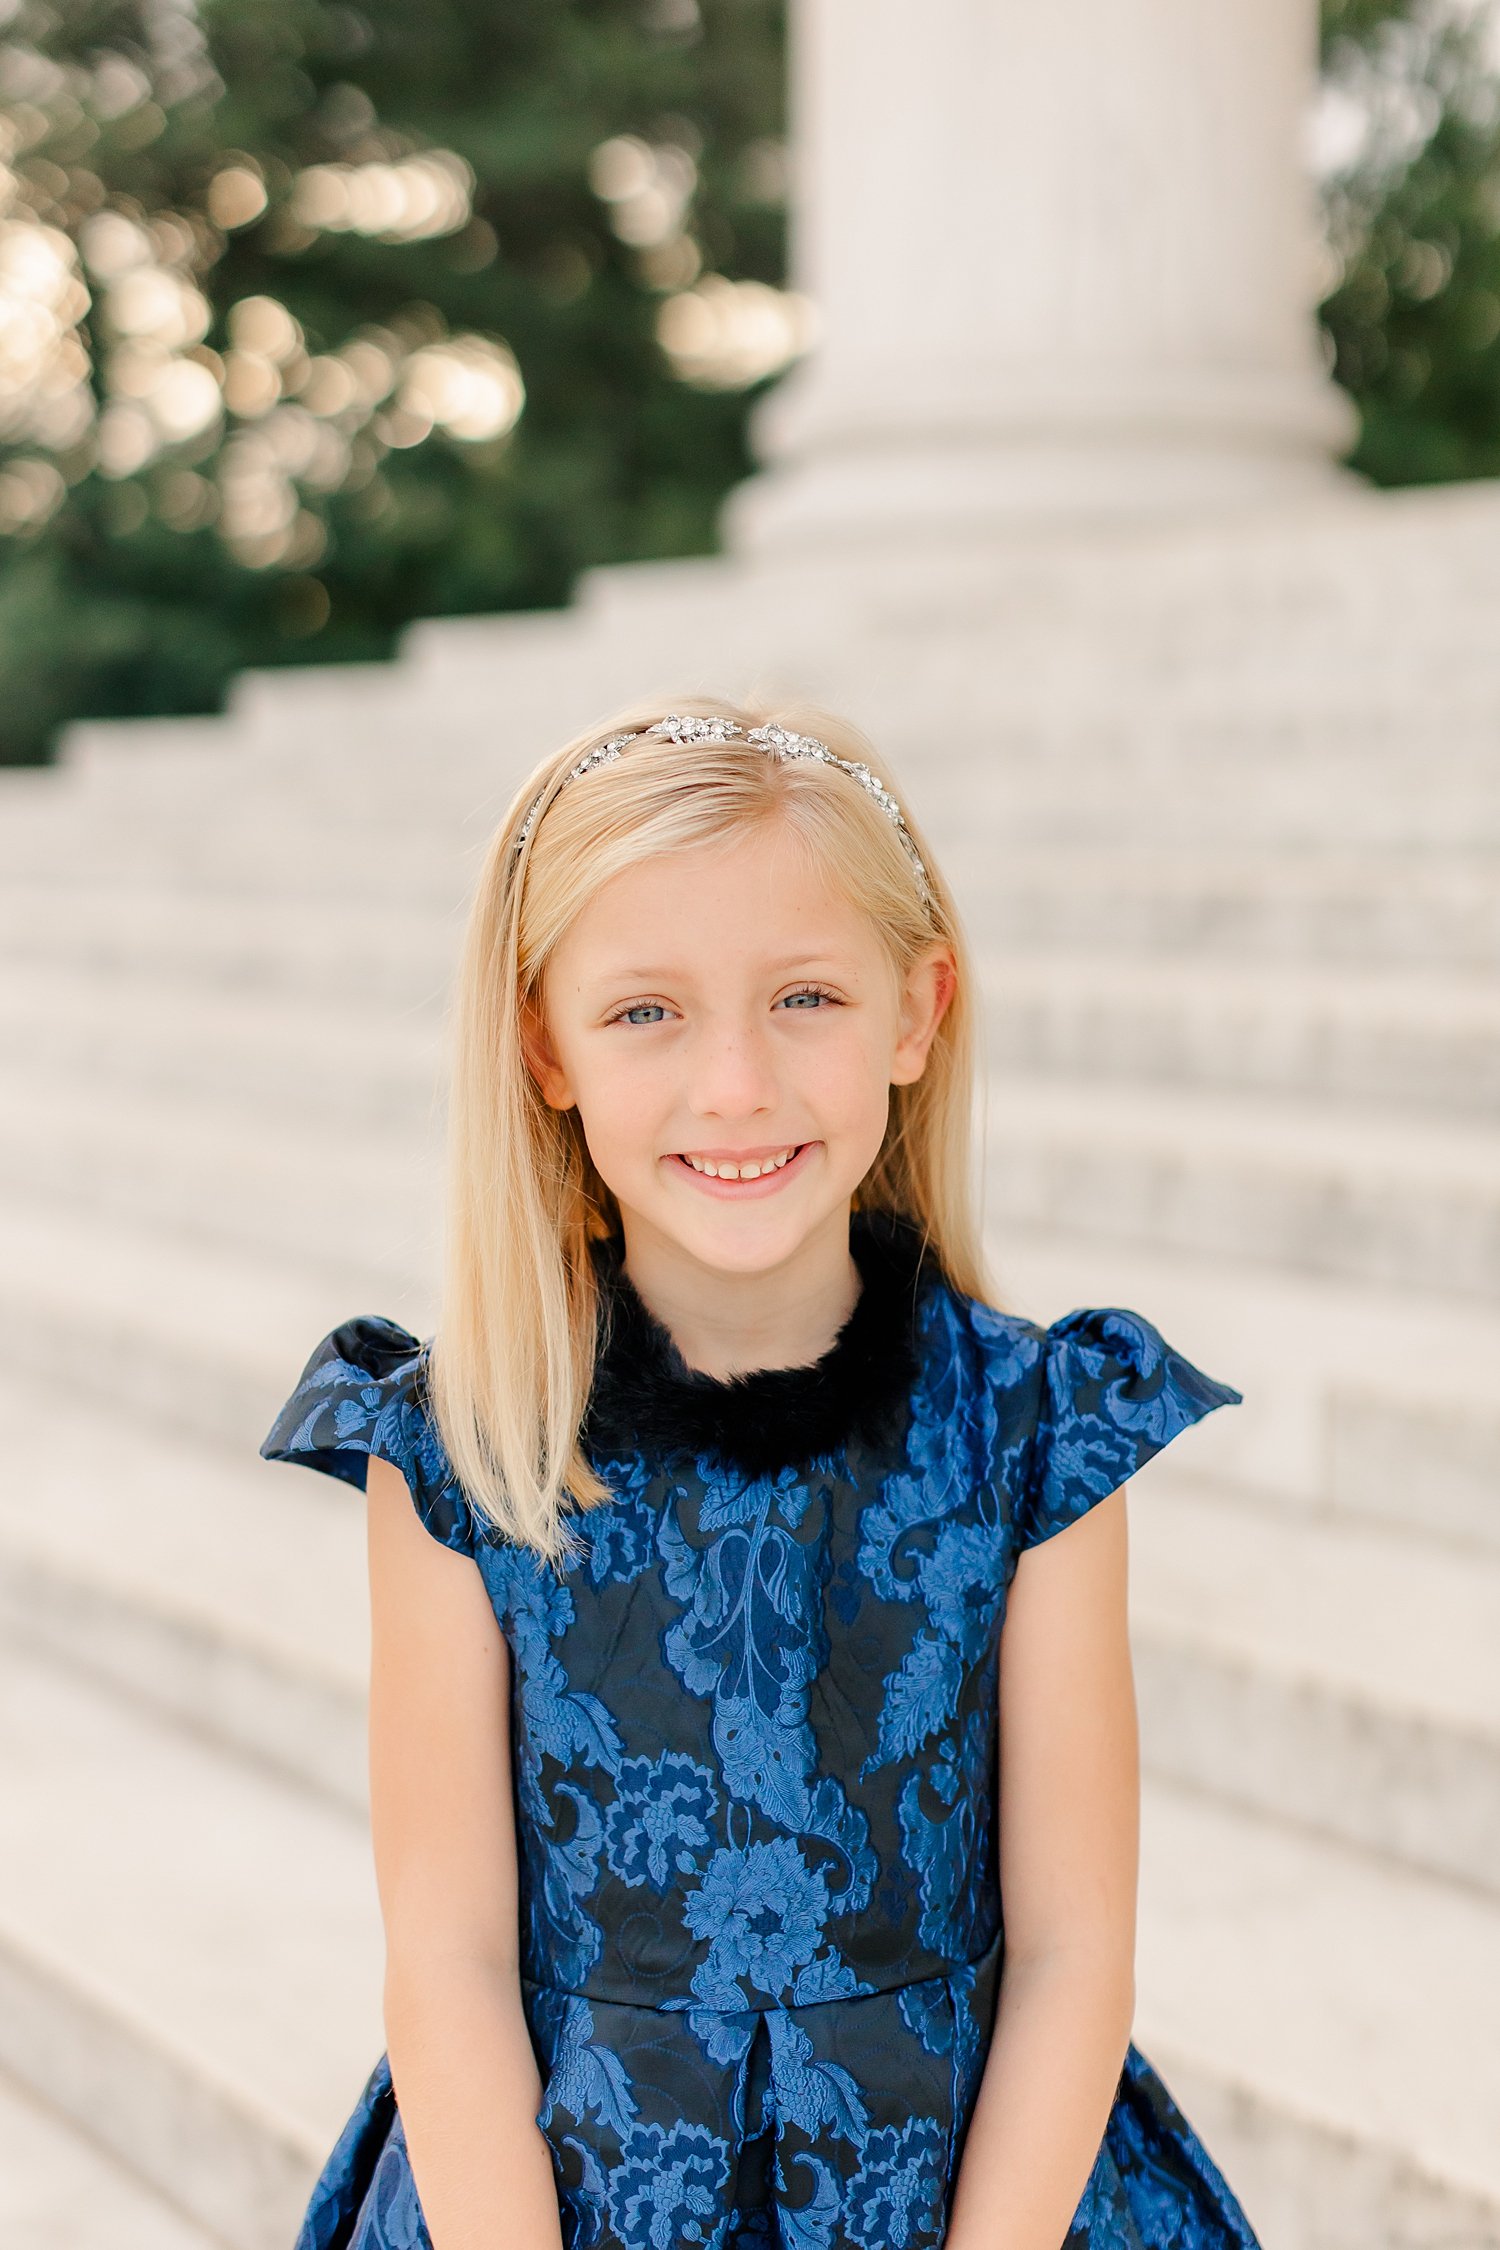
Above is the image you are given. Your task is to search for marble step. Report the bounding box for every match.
[6,1328,1493,1897]
[0,2063,220,2250]
[402,509,1500,685]
[1,1620,1492,2250]
[0,1361,368,1814]
[3,1136,1497,1558]
[0,1071,438,1294]
[1135,1778,1500,2250]
[6,947,1498,1135]
[958,769,1500,849]
[0,1193,435,1459]
[557,479,1500,668]
[1332,1375,1500,1558]
[986,1217,1500,1557]
[51,495,1500,773]
[11,1026,1500,1548]
[31,717,1500,856]
[0,961,447,1133]
[57,664,1500,784]
[0,808,1491,964]
[981,954,1500,1120]
[0,804,480,908]
[18,626,1500,853]
[0,878,464,1005]
[0,1638,384,2250]
[921,700,1500,765]
[50,651,616,817]
[14,485,1500,757]
[4,688,1496,887]
[985,1073,1500,1306]
[1,1190,1494,1893]
[91,658,1500,805]
[25,640,1500,790]
[77,599,615,767]
[1130,1478,1500,1895]
[4,763,1498,974]
[7,1004,1500,1303]
[946,843,1500,975]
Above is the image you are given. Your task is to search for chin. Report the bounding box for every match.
[668,1199,844,1279]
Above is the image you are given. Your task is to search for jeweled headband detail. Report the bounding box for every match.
[512,713,932,907]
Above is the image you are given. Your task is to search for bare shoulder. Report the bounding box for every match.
[997,1481,1139,1961]
[364,1453,518,1970]
[1004,1478,1130,1655]
[1012,1475,1130,1570]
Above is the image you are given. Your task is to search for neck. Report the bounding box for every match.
[585,1208,933,1473]
[616,1202,861,1378]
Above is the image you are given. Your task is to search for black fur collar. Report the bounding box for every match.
[583,1212,934,1474]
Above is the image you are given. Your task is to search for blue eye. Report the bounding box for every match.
[613,989,833,1026]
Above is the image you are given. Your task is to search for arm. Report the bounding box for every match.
[365,1452,564,2250]
[944,1484,1139,2250]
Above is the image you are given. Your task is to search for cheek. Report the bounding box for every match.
[565,1044,666,1164]
[806,1020,897,1134]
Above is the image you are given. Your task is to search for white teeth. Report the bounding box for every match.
[683,1148,798,1181]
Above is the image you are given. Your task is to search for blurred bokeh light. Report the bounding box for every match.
[0,0,790,761]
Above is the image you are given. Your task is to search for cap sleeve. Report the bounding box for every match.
[259,1315,477,1558]
[1019,1306,1243,1552]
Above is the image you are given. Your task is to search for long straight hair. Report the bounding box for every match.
[424,692,989,1567]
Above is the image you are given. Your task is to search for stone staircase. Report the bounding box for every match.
[1,474,1497,2248]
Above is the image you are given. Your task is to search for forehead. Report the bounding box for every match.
[551,824,885,973]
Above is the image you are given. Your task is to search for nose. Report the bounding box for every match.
[685,1015,780,1123]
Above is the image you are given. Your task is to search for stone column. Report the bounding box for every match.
[726,0,1362,549]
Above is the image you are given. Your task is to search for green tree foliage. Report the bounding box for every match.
[5,3,1500,764]
[1318,0,1500,484]
[0,0,788,762]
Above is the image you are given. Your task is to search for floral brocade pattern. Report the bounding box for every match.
[261,1259,1262,2250]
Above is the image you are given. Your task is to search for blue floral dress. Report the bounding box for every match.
[261,1217,1263,2250]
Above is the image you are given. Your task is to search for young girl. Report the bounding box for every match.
[261,696,1265,2250]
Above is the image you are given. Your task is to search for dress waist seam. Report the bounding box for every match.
[519,1934,1001,2018]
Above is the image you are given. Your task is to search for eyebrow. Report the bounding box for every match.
[589,954,850,982]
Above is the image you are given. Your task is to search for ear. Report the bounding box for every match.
[521,994,576,1110]
[890,944,957,1087]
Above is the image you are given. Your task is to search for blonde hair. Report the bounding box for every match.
[425,692,988,1568]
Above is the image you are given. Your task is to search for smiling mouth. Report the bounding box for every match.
[674,1145,804,1183]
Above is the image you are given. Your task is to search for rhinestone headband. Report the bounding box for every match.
[512,712,932,907]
